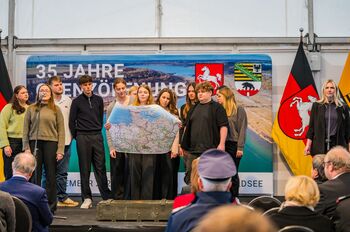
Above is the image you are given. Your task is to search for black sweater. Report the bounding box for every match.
[69,93,104,138]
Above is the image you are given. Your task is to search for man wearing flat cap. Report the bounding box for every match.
[166,149,236,232]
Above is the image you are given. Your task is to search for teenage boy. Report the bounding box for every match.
[181,81,228,184]
[48,76,79,207]
[69,75,111,209]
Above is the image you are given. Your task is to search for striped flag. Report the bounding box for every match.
[272,41,318,176]
[0,46,13,181]
[339,53,350,107]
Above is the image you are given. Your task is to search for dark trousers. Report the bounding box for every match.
[225,140,241,198]
[29,140,57,213]
[110,152,126,200]
[2,138,22,180]
[76,133,111,200]
[171,156,180,197]
[154,153,175,200]
[129,153,156,200]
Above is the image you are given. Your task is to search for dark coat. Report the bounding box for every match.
[306,102,350,155]
[166,192,232,232]
[269,206,334,232]
[315,172,350,219]
[0,176,53,232]
[333,195,350,232]
[0,190,15,232]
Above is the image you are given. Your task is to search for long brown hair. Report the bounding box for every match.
[35,83,57,112]
[156,88,179,116]
[133,84,154,106]
[183,82,197,119]
[10,85,30,114]
[217,85,237,116]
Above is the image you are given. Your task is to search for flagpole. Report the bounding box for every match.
[299,28,304,43]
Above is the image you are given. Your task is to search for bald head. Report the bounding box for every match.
[12,152,36,177]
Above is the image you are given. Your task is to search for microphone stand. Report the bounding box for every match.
[33,101,42,186]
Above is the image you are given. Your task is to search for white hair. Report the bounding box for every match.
[200,177,231,192]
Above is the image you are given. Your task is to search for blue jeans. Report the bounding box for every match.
[42,144,71,202]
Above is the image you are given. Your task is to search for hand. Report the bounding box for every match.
[304,145,310,156]
[3,146,12,157]
[178,122,182,128]
[179,147,184,157]
[56,153,63,161]
[217,143,225,151]
[24,149,31,154]
[170,152,178,159]
[104,122,111,130]
[110,149,117,158]
[236,150,243,158]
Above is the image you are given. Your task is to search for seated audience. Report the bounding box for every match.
[0,152,53,232]
[333,195,350,232]
[0,190,15,232]
[312,154,327,184]
[315,146,350,218]
[194,205,277,232]
[166,149,236,232]
[269,175,334,232]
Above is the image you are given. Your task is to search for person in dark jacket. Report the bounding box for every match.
[0,152,53,232]
[269,175,334,232]
[315,146,350,219]
[305,79,350,156]
[69,75,111,209]
[180,81,228,186]
[166,149,236,232]
[333,195,350,232]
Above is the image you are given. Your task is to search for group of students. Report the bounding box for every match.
[0,73,248,211]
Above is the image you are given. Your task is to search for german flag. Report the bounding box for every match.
[0,45,13,181]
[272,41,318,176]
[339,53,350,107]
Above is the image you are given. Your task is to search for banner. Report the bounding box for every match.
[272,42,317,176]
[0,46,13,181]
[27,54,273,194]
[339,53,350,107]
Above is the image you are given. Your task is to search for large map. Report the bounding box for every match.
[108,104,180,154]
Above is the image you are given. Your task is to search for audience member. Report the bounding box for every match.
[194,205,277,232]
[166,148,236,232]
[48,76,79,207]
[0,152,53,232]
[333,195,350,232]
[312,154,327,184]
[0,85,29,180]
[0,190,15,232]
[180,81,228,186]
[269,175,333,232]
[69,75,112,209]
[315,146,350,218]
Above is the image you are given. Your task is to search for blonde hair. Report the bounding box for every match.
[284,175,320,207]
[190,158,200,193]
[128,85,138,95]
[217,86,237,116]
[194,205,276,232]
[133,84,154,106]
[318,79,343,107]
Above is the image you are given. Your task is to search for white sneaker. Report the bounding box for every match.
[80,198,92,209]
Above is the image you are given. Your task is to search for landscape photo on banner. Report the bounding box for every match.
[26,54,273,194]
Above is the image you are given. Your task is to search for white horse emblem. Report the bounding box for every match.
[197,66,222,89]
[289,96,317,136]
